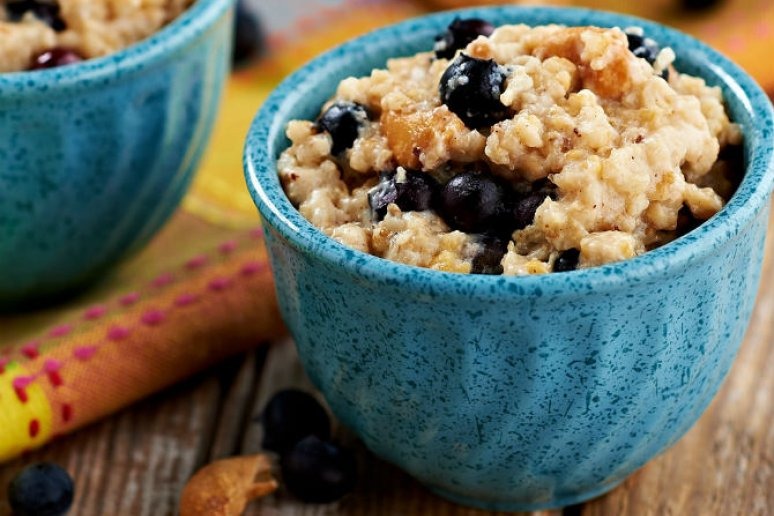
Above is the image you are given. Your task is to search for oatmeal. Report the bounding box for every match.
[278,19,742,274]
[0,0,194,72]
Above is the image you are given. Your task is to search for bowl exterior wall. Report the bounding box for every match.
[0,7,233,305]
[262,200,767,508]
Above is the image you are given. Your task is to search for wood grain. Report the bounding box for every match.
[0,212,772,516]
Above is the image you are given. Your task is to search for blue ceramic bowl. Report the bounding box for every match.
[0,0,235,307]
[245,7,774,511]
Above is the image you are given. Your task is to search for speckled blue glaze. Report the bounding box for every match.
[244,7,774,511]
[0,0,235,307]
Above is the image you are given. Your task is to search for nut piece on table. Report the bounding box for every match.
[179,454,278,516]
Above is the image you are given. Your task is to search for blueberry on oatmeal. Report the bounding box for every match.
[471,235,508,275]
[316,101,370,155]
[6,0,66,31]
[624,27,666,65]
[368,168,439,221]
[512,181,557,231]
[440,171,514,235]
[434,18,495,60]
[553,249,581,273]
[439,54,510,129]
[30,47,83,70]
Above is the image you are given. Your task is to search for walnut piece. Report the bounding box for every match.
[179,454,278,516]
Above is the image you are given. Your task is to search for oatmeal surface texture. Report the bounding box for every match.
[0,0,194,72]
[278,24,741,275]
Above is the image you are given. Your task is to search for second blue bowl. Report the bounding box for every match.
[0,0,235,307]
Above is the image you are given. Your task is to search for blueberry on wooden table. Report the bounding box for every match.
[554,249,581,272]
[368,169,440,220]
[261,389,331,454]
[315,101,370,155]
[439,171,514,235]
[5,0,66,31]
[434,18,495,60]
[439,54,509,129]
[232,0,265,66]
[7,462,74,516]
[30,47,83,70]
[281,435,357,504]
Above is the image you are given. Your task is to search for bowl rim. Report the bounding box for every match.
[0,0,234,95]
[244,6,774,299]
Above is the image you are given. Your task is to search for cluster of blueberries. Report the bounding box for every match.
[261,389,357,503]
[314,18,674,274]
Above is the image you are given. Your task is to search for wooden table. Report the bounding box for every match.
[1,217,772,516]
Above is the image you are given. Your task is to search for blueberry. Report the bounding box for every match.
[232,0,265,66]
[471,235,508,275]
[439,54,509,129]
[681,0,722,10]
[434,18,495,60]
[261,389,331,454]
[30,47,83,70]
[368,169,439,220]
[554,249,580,272]
[8,462,74,516]
[316,101,370,155]
[440,172,513,234]
[624,28,662,65]
[281,435,357,504]
[513,181,556,230]
[6,1,66,31]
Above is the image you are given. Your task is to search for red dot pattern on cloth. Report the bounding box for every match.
[107,326,131,341]
[152,273,175,288]
[49,325,72,338]
[219,240,237,254]
[21,342,40,359]
[241,261,267,277]
[208,277,232,292]
[175,293,199,307]
[141,310,166,326]
[2,230,271,448]
[61,404,73,423]
[120,292,141,306]
[5,231,262,361]
[73,346,97,361]
[84,305,107,320]
[186,255,208,270]
[29,419,40,438]
[13,376,34,403]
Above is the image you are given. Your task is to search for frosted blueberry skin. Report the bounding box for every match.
[439,54,510,129]
[434,18,495,60]
[245,6,774,511]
